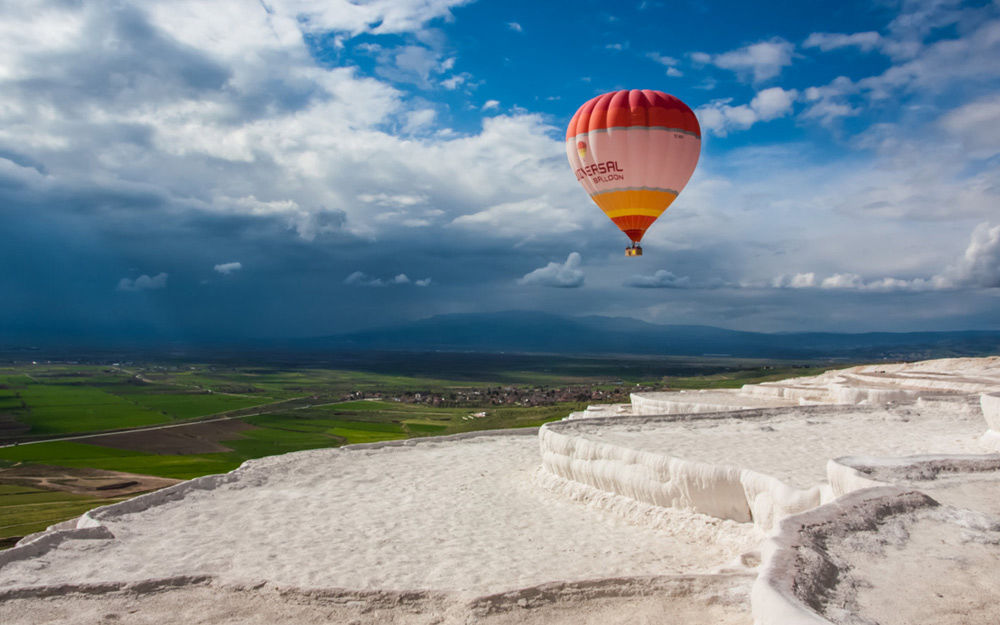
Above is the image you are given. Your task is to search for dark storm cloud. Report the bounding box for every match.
[0,150,49,176]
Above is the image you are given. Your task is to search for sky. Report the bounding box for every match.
[1,0,999,345]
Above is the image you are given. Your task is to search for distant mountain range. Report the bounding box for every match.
[305,311,1000,360]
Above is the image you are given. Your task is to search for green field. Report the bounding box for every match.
[120,390,273,420]
[0,484,129,548]
[15,385,171,435]
[0,442,242,480]
[0,366,278,438]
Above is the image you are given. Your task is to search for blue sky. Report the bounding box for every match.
[1,0,998,344]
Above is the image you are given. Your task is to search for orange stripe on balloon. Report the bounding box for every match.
[589,189,678,217]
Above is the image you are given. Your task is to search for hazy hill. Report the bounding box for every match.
[310,311,1000,359]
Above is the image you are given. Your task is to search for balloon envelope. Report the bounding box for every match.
[566,90,701,244]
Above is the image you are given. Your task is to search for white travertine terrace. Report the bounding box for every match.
[564,402,632,420]
[739,358,1000,405]
[539,403,992,531]
[630,389,798,415]
[982,391,1000,449]
[754,458,1000,625]
[541,357,1000,624]
[2,357,999,625]
[1,432,761,596]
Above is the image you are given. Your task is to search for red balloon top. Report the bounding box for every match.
[566,89,701,140]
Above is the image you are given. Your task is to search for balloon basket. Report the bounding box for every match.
[625,245,643,257]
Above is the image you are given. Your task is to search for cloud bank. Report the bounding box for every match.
[769,223,1000,292]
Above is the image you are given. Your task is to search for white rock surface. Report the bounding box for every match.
[0,574,757,625]
[754,478,1000,625]
[630,389,799,415]
[737,358,1000,406]
[982,392,1000,451]
[541,403,992,531]
[564,403,631,420]
[0,432,759,601]
[834,453,1000,516]
[3,356,1000,625]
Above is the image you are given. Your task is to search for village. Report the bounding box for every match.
[340,383,661,407]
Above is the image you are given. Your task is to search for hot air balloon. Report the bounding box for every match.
[566,89,701,256]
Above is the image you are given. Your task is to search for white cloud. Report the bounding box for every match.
[697,37,795,83]
[402,108,436,134]
[375,44,454,89]
[750,87,799,119]
[358,192,426,207]
[803,31,883,53]
[482,99,500,111]
[624,270,692,288]
[803,76,854,104]
[646,52,678,66]
[939,96,1000,159]
[440,74,465,89]
[794,13,1000,128]
[118,273,168,291]
[881,0,971,60]
[344,271,382,286]
[696,87,798,136]
[765,263,953,295]
[818,273,862,289]
[770,223,1000,292]
[518,252,585,288]
[507,22,522,32]
[0,0,583,250]
[450,196,585,240]
[690,51,711,65]
[261,0,472,37]
[771,272,816,288]
[697,101,757,135]
[217,197,347,241]
[816,121,1000,224]
[214,261,242,275]
[940,222,1000,288]
[647,52,684,77]
[624,270,730,289]
[345,271,432,287]
[817,273,943,292]
[800,97,859,125]
[857,17,1000,100]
